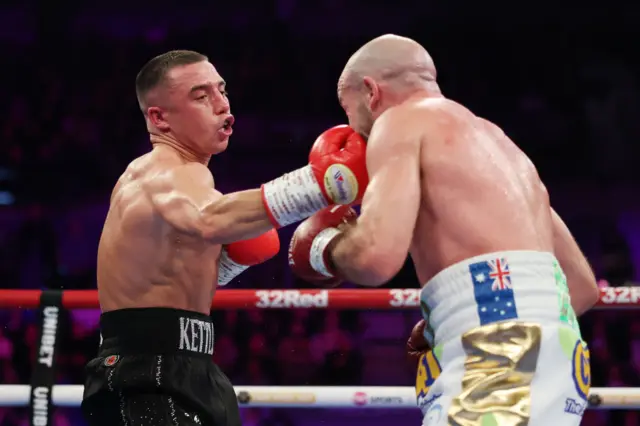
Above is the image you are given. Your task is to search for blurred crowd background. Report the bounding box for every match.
[1,1,640,425]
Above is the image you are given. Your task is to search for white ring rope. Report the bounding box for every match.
[0,385,638,409]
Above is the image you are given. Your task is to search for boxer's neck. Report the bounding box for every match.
[149,133,211,165]
[405,87,442,102]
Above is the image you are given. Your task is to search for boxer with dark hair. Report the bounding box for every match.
[81,50,368,426]
[288,36,598,425]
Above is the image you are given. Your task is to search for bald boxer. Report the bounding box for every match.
[288,36,599,425]
[81,50,368,426]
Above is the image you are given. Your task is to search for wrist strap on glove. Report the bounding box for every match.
[218,248,249,286]
[309,227,341,277]
[262,166,329,227]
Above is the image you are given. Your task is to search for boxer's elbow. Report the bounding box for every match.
[155,195,222,241]
[571,279,600,316]
[196,208,248,244]
[567,263,600,316]
[186,202,237,243]
[196,215,229,243]
[351,244,405,287]
[586,279,601,307]
[195,192,272,244]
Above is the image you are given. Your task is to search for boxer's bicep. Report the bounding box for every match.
[551,208,599,315]
[356,117,421,280]
[148,165,274,244]
[147,164,221,238]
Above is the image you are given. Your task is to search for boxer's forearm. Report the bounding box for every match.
[571,291,598,317]
[562,255,598,316]
[328,228,396,287]
[567,263,599,316]
[200,189,275,244]
[550,209,599,315]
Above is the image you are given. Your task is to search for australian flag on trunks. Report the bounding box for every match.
[469,258,519,325]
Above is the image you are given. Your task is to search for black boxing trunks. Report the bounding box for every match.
[81,308,240,426]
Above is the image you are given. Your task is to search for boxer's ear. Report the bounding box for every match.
[146,107,171,132]
[362,76,380,112]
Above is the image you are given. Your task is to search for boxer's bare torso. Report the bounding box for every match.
[97,146,221,314]
[404,97,552,285]
[358,93,595,312]
[334,34,595,314]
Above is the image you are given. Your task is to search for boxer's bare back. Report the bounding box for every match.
[98,148,221,314]
[332,35,598,313]
[405,98,595,310]
[405,98,551,282]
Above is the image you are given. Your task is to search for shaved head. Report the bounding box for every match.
[337,34,439,138]
[339,34,437,94]
[135,50,208,112]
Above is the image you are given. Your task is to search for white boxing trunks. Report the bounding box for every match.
[416,251,590,426]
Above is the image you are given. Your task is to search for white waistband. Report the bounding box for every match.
[420,250,565,346]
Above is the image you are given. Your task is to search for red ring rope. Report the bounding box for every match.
[0,287,637,309]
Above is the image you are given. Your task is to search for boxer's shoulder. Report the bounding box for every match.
[379,99,424,123]
[371,101,426,139]
[382,98,454,129]
[170,162,213,185]
[143,162,214,194]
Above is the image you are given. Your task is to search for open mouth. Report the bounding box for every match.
[219,115,234,137]
[222,116,234,130]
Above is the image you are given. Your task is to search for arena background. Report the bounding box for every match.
[0,1,639,425]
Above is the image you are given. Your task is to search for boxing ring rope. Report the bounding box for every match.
[1,286,640,413]
[1,385,639,409]
[1,286,639,309]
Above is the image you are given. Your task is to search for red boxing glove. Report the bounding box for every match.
[407,319,431,365]
[218,229,280,286]
[308,125,369,205]
[261,125,368,228]
[288,205,357,287]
